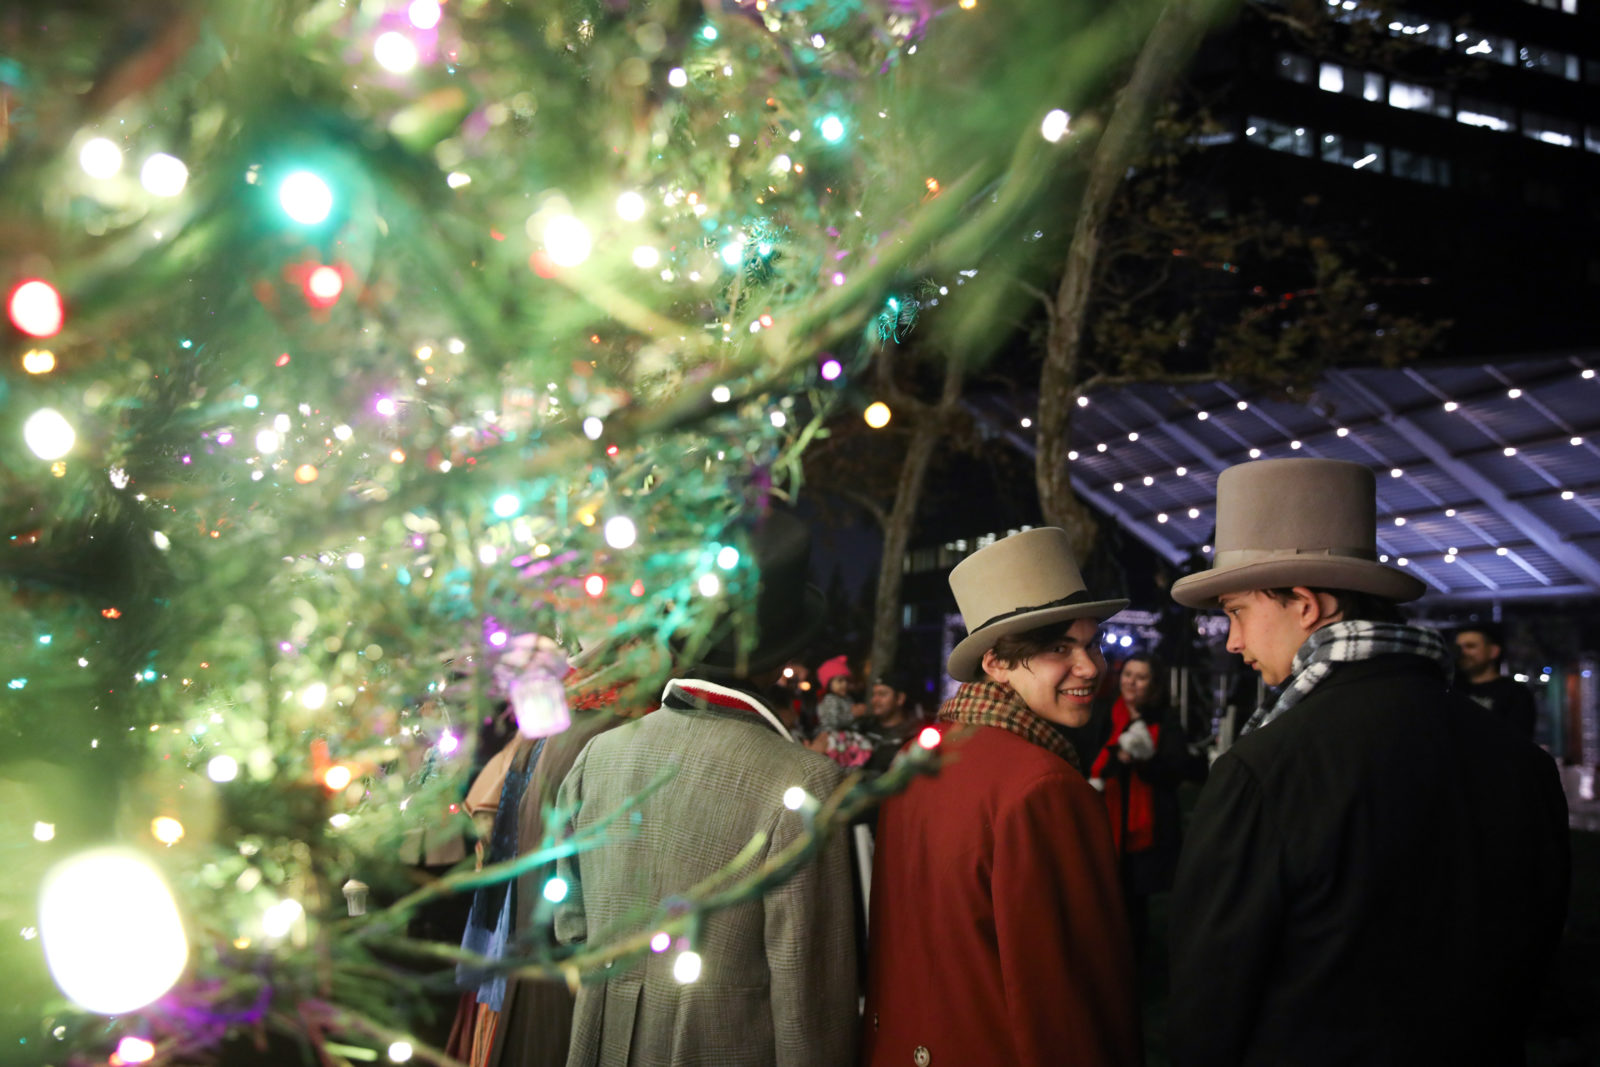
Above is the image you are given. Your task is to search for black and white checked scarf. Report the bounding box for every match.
[1242,621,1455,736]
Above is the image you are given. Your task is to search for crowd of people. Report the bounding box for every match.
[437,458,1570,1067]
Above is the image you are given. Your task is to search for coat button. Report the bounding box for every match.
[913,1047,931,1066]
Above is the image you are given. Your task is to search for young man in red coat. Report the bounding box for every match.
[861,528,1142,1067]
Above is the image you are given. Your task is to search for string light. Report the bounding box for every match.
[323,765,352,790]
[1443,401,1458,412]
[650,932,671,953]
[388,1041,415,1063]
[208,755,238,782]
[113,1036,156,1065]
[820,357,843,381]
[543,215,592,267]
[864,402,891,428]
[697,573,721,596]
[616,191,646,220]
[139,153,188,196]
[667,67,688,88]
[492,493,522,518]
[632,246,661,269]
[917,726,942,749]
[407,0,442,29]
[374,31,420,73]
[673,950,703,983]
[9,279,64,337]
[22,349,56,374]
[24,408,76,460]
[783,786,808,810]
[542,877,569,903]
[279,171,334,225]
[604,516,637,549]
[716,545,740,569]
[1040,109,1071,142]
[818,114,846,143]
[584,574,607,597]
[78,137,123,178]
[151,817,185,846]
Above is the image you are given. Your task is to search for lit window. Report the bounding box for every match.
[1322,134,1385,172]
[1521,45,1580,80]
[1456,97,1515,131]
[1457,31,1516,65]
[1586,127,1600,153]
[1388,81,1450,117]
[1524,111,1578,147]
[1521,0,1578,14]
[1245,117,1312,157]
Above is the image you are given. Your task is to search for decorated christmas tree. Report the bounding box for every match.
[1,0,1186,1061]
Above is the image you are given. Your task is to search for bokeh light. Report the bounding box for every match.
[543,215,593,267]
[374,32,419,73]
[78,137,123,179]
[278,171,334,225]
[1040,109,1071,142]
[9,279,64,337]
[407,0,441,29]
[22,349,57,374]
[139,153,188,197]
[819,357,842,381]
[603,516,637,549]
[863,401,892,428]
[24,408,76,460]
[616,191,646,220]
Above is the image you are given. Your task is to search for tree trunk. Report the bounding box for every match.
[869,359,965,676]
[1035,0,1227,563]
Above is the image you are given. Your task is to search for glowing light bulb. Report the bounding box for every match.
[150,817,185,846]
[389,1041,415,1063]
[208,755,238,782]
[632,245,661,269]
[863,402,892,429]
[783,787,807,810]
[323,765,352,790]
[584,574,607,597]
[374,31,419,73]
[542,877,569,903]
[650,931,671,953]
[918,727,942,749]
[493,493,521,518]
[616,191,646,220]
[716,546,740,570]
[711,385,732,403]
[139,153,188,197]
[114,1036,156,1064]
[262,898,303,939]
[305,265,343,307]
[604,516,637,549]
[278,171,333,225]
[22,349,56,374]
[1040,109,1071,142]
[254,429,280,454]
[39,848,188,1014]
[820,358,842,381]
[9,279,64,337]
[301,682,328,710]
[697,573,721,596]
[346,552,365,570]
[668,67,688,88]
[34,822,55,841]
[673,950,702,983]
[543,215,592,267]
[79,137,123,178]
[407,0,441,29]
[438,731,459,756]
[24,408,75,460]
[719,240,746,268]
[583,416,604,440]
[818,114,846,143]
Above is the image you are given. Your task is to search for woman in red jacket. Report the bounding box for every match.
[861,528,1142,1067]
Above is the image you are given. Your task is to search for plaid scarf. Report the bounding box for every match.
[1243,620,1455,736]
[937,679,1083,773]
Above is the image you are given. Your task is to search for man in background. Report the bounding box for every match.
[1454,622,1539,741]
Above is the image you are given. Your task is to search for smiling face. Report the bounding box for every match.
[1219,589,1324,686]
[981,617,1105,728]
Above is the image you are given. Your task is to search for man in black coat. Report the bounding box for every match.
[1167,458,1570,1067]
[1454,621,1540,741]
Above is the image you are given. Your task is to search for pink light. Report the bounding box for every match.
[917,726,942,749]
[8,279,64,337]
[375,396,398,417]
[304,265,343,308]
[584,574,606,597]
[650,931,671,953]
[216,432,234,445]
[408,0,442,29]
[820,358,842,381]
[438,731,460,755]
[113,1036,157,1065]
[831,272,845,286]
[488,631,509,647]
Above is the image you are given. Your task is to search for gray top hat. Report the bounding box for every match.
[1170,458,1426,609]
[946,528,1128,683]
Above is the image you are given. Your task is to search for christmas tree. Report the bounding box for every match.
[1,0,1184,1061]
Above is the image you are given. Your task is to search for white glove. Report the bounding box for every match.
[1088,777,1105,792]
[1118,720,1155,762]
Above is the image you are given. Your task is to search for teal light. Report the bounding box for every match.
[7,679,25,690]
[492,493,521,518]
[278,170,334,226]
[700,25,718,41]
[716,545,740,570]
[818,114,846,143]
[243,394,259,409]
[543,876,569,903]
[38,635,51,645]
[396,567,412,586]
[719,240,745,268]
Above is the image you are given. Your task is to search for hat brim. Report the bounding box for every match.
[1170,556,1425,609]
[946,598,1129,683]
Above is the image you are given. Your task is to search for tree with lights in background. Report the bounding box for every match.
[0,0,1228,1063]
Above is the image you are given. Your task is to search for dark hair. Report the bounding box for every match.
[1120,653,1170,709]
[1264,586,1406,625]
[983,619,1100,679]
[1453,622,1506,665]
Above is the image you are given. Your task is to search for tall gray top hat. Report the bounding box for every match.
[1170,457,1427,609]
[946,527,1128,683]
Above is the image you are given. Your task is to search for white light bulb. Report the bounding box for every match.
[79,137,123,179]
[254,429,280,454]
[140,153,188,197]
[346,552,365,570]
[1040,109,1071,143]
[616,191,647,220]
[39,848,188,1014]
[632,245,661,269]
[278,171,333,225]
[24,408,76,460]
[543,215,592,267]
[300,682,328,710]
[374,31,419,73]
[604,516,637,549]
[697,573,721,597]
[783,786,807,810]
[207,755,238,782]
[667,67,688,88]
[407,0,441,29]
[711,386,732,403]
[673,950,703,984]
[388,1040,415,1063]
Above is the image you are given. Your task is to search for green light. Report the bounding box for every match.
[818,114,846,143]
[38,635,52,645]
[492,493,521,518]
[701,25,718,41]
[716,546,739,570]
[543,876,569,903]
[279,171,334,226]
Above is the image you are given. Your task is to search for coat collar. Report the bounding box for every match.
[660,677,794,742]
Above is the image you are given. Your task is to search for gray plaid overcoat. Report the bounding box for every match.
[555,680,856,1067]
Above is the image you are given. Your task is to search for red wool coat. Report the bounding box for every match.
[862,724,1141,1067]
